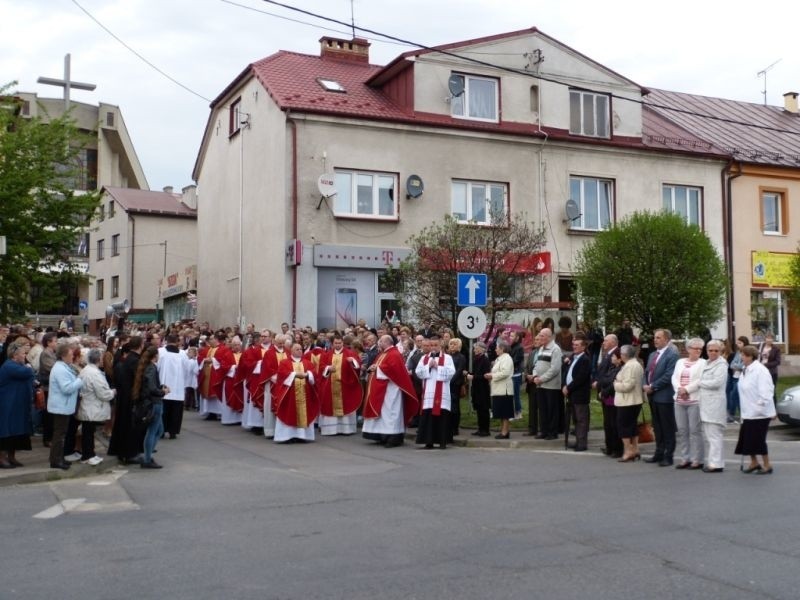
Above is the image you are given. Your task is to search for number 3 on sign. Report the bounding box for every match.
[457,306,487,339]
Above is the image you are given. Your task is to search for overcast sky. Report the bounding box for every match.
[3,0,798,191]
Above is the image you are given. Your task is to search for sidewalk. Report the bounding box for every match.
[0,433,116,487]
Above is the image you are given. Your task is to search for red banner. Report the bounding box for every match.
[420,249,550,275]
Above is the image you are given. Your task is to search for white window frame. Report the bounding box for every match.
[333,169,398,220]
[451,180,508,226]
[569,176,613,232]
[762,191,783,235]
[569,89,610,138]
[663,184,702,227]
[450,73,499,123]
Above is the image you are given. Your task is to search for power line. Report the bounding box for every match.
[70,0,211,103]
[259,0,800,139]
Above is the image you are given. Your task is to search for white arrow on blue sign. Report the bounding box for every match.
[457,272,487,307]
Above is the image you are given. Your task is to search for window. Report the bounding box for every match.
[450,74,499,122]
[751,290,784,342]
[229,97,242,136]
[111,234,119,256]
[317,78,345,93]
[96,279,104,301]
[97,239,105,261]
[108,200,115,218]
[75,233,89,257]
[761,190,787,235]
[111,276,119,298]
[451,180,507,225]
[569,90,610,138]
[569,176,613,231]
[98,204,105,222]
[663,185,702,226]
[333,170,397,219]
[106,111,115,127]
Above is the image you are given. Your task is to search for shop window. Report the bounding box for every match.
[750,290,784,342]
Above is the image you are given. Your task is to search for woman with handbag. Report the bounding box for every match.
[77,349,116,466]
[613,344,645,462]
[131,346,169,469]
[735,345,776,474]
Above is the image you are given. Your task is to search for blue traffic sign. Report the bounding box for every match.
[78,300,88,310]
[457,272,487,307]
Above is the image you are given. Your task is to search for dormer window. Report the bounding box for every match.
[318,78,346,93]
[569,89,610,138]
[450,73,499,122]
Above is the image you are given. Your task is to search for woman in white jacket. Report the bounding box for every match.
[697,340,729,472]
[77,349,116,465]
[486,339,514,440]
[671,338,706,469]
[735,345,776,474]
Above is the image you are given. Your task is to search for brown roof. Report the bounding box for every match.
[103,187,196,218]
[645,89,800,167]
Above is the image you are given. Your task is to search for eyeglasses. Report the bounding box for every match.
[707,349,720,352]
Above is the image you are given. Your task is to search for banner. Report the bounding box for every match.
[751,251,794,288]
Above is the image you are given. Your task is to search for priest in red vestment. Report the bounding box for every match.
[318,334,362,435]
[240,331,267,432]
[362,334,418,448]
[221,336,244,424]
[272,342,319,443]
[262,334,290,438]
[197,332,235,421]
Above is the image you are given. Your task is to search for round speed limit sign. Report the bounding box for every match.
[457,306,487,339]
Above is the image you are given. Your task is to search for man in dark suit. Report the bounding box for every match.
[562,336,592,451]
[643,328,679,466]
[593,333,622,457]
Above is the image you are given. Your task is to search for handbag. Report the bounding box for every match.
[637,407,654,443]
[34,387,46,411]
[134,401,156,425]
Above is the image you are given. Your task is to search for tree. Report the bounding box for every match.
[574,211,727,337]
[392,212,547,337]
[0,85,101,322]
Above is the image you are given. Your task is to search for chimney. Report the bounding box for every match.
[163,185,174,194]
[181,184,198,210]
[319,36,370,63]
[784,92,798,114]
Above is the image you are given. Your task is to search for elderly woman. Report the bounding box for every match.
[697,340,729,473]
[735,345,776,474]
[0,339,36,468]
[485,338,514,439]
[613,345,644,462]
[132,346,168,469]
[47,341,84,470]
[447,337,467,437]
[671,338,706,469]
[77,348,117,466]
[467,341,491,437]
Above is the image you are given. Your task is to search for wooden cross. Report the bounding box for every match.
[37,53,96,110]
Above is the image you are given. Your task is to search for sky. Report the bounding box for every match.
[3,0,799,191]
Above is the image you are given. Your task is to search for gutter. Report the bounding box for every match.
[288,112,298,327]
[722,159,742,340]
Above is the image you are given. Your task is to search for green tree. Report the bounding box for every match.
[574,211,727,337]
[0,85,101,322]
[392,212,547,336]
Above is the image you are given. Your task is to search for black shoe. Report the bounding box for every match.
[534,434,546,439]
[0,461,14,469]
[494,433,510,440]
[702,467,724,473]
[203,414,218,421]
[574,447,587,452]
[141,460,163,469]
[50,462,71,470]
[471,431,483,436]
[168,433,177,439]
[658,458,674,467]
[476,431,490,437]
[644,456,663,464]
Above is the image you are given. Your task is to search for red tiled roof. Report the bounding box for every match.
[103,187,196,217]
[646,89,800,167]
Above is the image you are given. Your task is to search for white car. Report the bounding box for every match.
[777,385,800,426]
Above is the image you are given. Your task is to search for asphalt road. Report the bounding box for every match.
[2,415,799,600]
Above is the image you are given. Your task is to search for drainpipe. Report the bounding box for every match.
[129,215,135,311]
[288,112,298,327]
[722,159,742,340]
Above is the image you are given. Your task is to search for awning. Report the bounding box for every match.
[126,313,157,323]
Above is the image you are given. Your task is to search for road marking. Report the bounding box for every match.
[33,498,86,519]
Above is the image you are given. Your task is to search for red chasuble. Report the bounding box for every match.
[318,348,363,417]
[363,346,419,425]
[224,352,244,412]
[242,345,266,410]
[197,343,235,400]
[266,349,288,413]
[273,357,320,427]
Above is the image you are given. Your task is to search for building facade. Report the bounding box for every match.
[194,29,728,332]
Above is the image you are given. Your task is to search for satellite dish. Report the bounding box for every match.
[448,74,465,97]
[406,174,424,199]
[317,173,337,198]
[565,199,581,222]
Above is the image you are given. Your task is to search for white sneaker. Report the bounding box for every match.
[81,456,103,466]
[64,452,82,462]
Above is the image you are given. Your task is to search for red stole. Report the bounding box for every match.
[422,352,446,416]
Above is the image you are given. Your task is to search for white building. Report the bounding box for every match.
[193,28,728,331]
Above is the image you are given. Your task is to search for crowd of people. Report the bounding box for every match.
[0,316,783,475]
